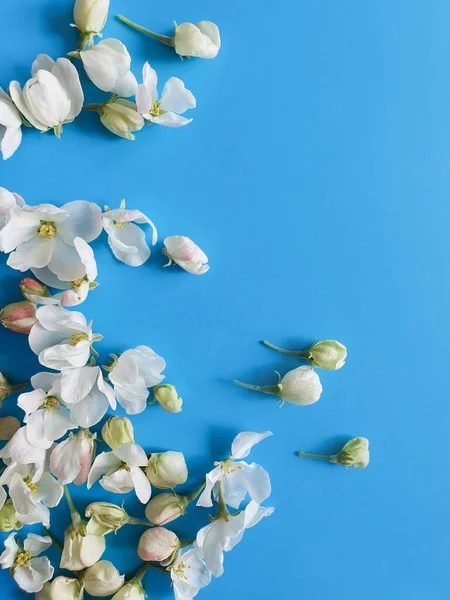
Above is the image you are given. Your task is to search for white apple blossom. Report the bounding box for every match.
[196,500,274,578]
[173,22,221,59]
[61,516,106,572]
[29,238,98,307]
[0,187,24,228]
[29,305,102,370]
[0,90,22,160]
[0,199,102,280]
[102,199,157,267]
[170,548,212,600]
[84,560,125,596]
[95,97,144,140]
[50,429,96,485]
[79,39,138,97]
[88,442,151,503]
[197,431,272,509]
[18,372,76,449]
[9,55,83,137]
[163,236,209,275]
[0,533,53,593]
[0,427,47,467]
[136,62,196,128]
[60,365,116,427]
[108,345,166,413]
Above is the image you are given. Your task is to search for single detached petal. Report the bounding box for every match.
[230,431,273,460]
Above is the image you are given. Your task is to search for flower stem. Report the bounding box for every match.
[43,528,63,553]
[9,381,30,394]
[64,485,81,525]
[261,340,308,359]
[233,380,279,396]
[127,517,153,527]
[297,451,338,464]
[186,481,206,503]
[216,481,229,519]
[180,539,195,548]
[82,103,101,113]
[133,561,169,582]
[76,32,91,51]
[117,15,174,46]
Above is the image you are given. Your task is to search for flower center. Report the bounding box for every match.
[220,459,243,476]
[35,221,56,241]
[15,551,32,567]
[70,331,89,346]
[173,561,191,580]
[71,278,85,290]
[150,101,163,117]
[114,221,130,229]
[23,477,38,493]
[43,396,60,411]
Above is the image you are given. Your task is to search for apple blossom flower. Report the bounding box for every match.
[7,468,63,527]
[18,371,76,449]
[29,305,103,370]
[0,199,102,280]
[170,548,212,600]
[108,345,165,413]
[102,416,134,449]
[88,442,151,503]
[153,384,183,413]
[73,0,110,42]
[77,39,138,97]
[0,499,22,532]
[0,533,53,593]
[29,238,99,307]
[0,300,37,334]
[0,89,23,160]
[146,451,188,489]
[0,426,47,466]
[234,366,323,406]
[50,429,96,486]
[87,97,144,140]
[197,431,272,509]
[60,487,106,571]
[196,500,274,578]
[0,187,24,228]
[262,338,347,370]
[138,527,179,563]
[102,200,157,267]
[60,365,116,427]
[84,560,125,597]
[0,416,20,441]
[0,373,29,407]
[136,62,196,128]
[118,16,221,59]
[163,236,209,275]
[85,501,149,535]
[298,437,370,468]
[41,576,84,600]
[9,55,83,137]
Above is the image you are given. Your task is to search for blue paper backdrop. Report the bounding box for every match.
[1,0,449,598]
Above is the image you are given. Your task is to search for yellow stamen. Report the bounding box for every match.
[15,551,32,567]
[43,396,60,411]
[119,464,131,472]
[150,100,163,117]
[71,279,85,290]
[35,222,56,241]
[221,460,242,476]
[23,477,38,493]
[70,332,89,346]
[173,561,191,580]
[115,221,130,229]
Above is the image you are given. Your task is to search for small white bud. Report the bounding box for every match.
[84,560,125,597]
[73,0,110,36]
[102,416,134,449]
[298,437,370,469]
[138,527,180,562]
[145,493,188,526]
[154,384,183,413]
[173,22,221,59]
[98,99,144,140]
[146,451,188,489]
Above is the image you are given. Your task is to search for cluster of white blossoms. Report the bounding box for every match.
[0,0,221,160]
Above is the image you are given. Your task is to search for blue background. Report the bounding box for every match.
[0,0,449,598]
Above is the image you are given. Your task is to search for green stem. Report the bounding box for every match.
[117,15,174,46]
[180,539,195,549]
[186,481,206,504]
[9,382,30,394]
[82,103,101,113]
[216,481,229,519]
[133,561,169,582]
[64,486,81,525]
[76,32,91,51]
[262,340,308,359]
[233,380,280,396]
[127,517,153,527]
[297,451,338,464]
[43,528,63,553]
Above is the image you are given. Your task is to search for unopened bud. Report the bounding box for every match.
[154,384,183,413]
[145,493,188,526]
[85,502,128,534]
[84,560,125,597]
[146,451,188,489]
[0,301,37,334]
[102,416,134,449]
[297,437,370,469]
[138,527,180,562]
[0,499,22,532]
[19,277,50,302]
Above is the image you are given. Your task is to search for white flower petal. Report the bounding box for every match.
[30,267,71,290]
[113,443,147,466]
[0,427,46,465]
[58,200,103,246]
[69,388,109,427]
[26,411,53,449]
[14,556,54,593]
[0,533,18,568]
[161,78,196,114]
[150,112,192,128]
[30,372,61,394]
[52,58,84,121]
[130,466,151,503]
[43,406,75,441]
[47,237,86,281]
[196,464,222,508]
[7,236,54,271]
[107,222,150,266]
[9,81,48,131]
[101,468,134,494]
[1,125,22,160]
[24,533,52,557]
[126,345,166,387]
[61,366,98,405]
[18,389,47,417]
[87,452,122,488]
[114,71,138,97]
[0,205,40,253]
[230,431,273,460]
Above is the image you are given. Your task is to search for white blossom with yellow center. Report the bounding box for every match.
[170,548,211,599]
[0,532,53,593]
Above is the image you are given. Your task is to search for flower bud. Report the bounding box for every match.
[98,99,145,140]
[84,560,125,597]
[154,384,183,413]
[0,416,20,441]
[73,0,110,36]
[61,518,106,571]
[48,576,84,600]
[85,502,128,534]
[145,493,188,526]
[138,527,180,562]
[0,373,29,406]
[278,367,322,405]
[174,22,221,59]
[0,499,22,532]
[305,340,347,370]
[336,437,370,468]
[102,416,134,449]
[146,451,188,489]
[19,277,50,302]
[0,301,37,334]
[112,582,145,600]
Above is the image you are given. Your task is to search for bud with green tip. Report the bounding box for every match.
[84,98,144,140]
[84,560,125,597]
[262,339,347,370]
[0,499,22,532]
[102,416,134,449]
[19,277,51,302]
[146,451,188,489]
[153,384,183,413]
[297,437,370,468]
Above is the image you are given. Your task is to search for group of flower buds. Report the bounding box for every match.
[234,338,347,406]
